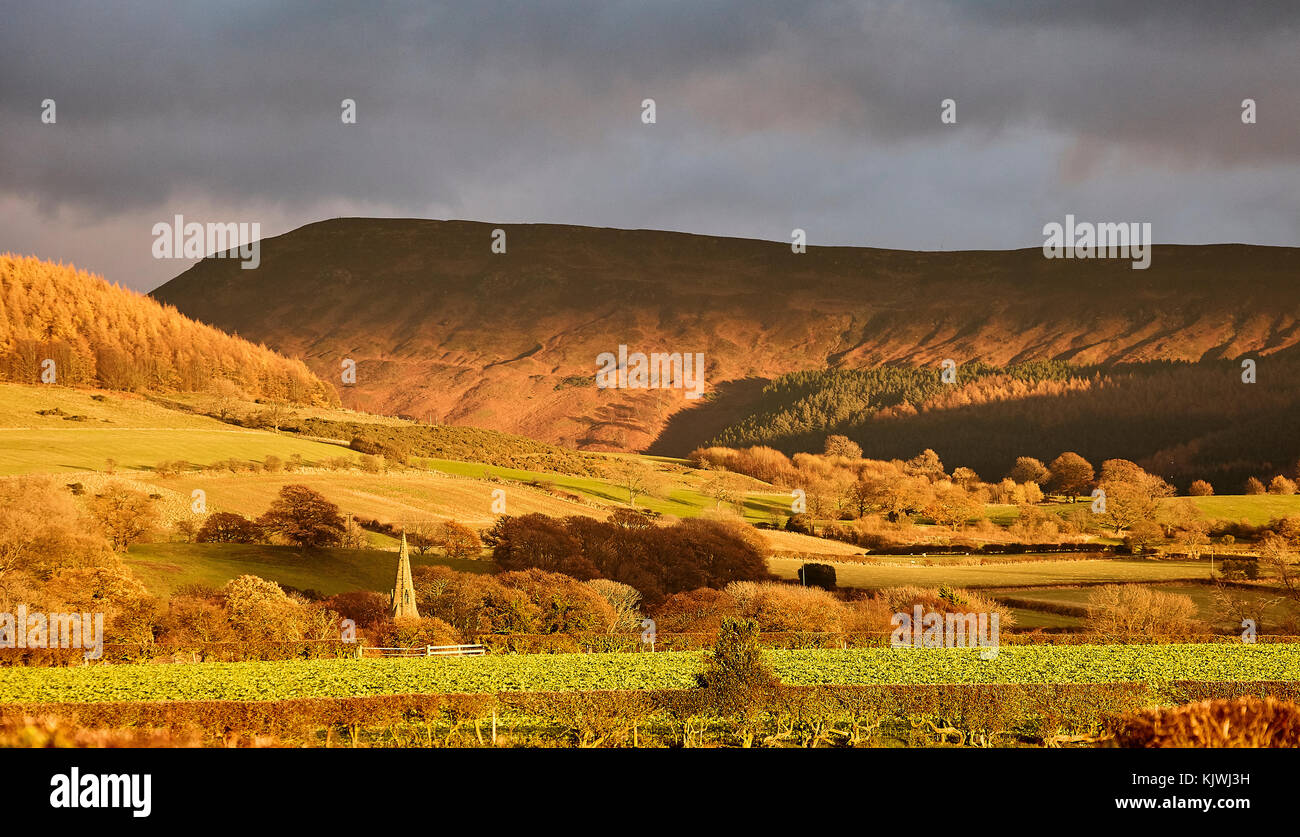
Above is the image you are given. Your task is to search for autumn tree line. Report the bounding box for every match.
[690,439,1300,566]
[706,355,1300,492]
[0,255,336,405]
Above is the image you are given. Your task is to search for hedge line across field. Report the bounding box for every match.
[4,681,1297,747]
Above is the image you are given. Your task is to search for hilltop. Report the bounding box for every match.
[1,254,336,406]
[151,219,1300,460]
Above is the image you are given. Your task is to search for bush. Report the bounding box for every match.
[697,618,780,715]
[1113,696,1300,748]
[1269,475,1297,495]
[726,582,848,632]
[1086,585,1197,641]
[370,616,461,648]
[652,588,740,633]
[196,512,263,544]
[785,513,815,535]
[1188,479,1213,496]
[323,591,391,629]
[1219,558,1258,581]
[797,563,837,590]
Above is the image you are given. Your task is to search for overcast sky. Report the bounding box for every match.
[2,0,1299,292]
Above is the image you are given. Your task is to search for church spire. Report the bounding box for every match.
[389,530,420,620]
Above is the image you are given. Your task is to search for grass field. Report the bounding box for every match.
[993,495,1300,526]
[122,544,1222,601]
[987,582,1300,633]
[423,457,791,522]
[768,556,1214,590]
[152,470,605,527]
[1182,495,1300,525]
[0,383,358,475]
[125,543,494,597]
[3,644,1297,703]
[1,384,792,524]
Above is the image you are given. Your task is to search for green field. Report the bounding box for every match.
[988,583,1300,633]
[423,457,790,522]
[993,495,1300,526]
[125,543,494,597]
[768,556,1214,590]
[1182,494,1300,525]
[0,383,357,474]
[3,644,1297,703]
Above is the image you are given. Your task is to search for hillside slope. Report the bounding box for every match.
[1,254,336,406]
[151,219,1300,452]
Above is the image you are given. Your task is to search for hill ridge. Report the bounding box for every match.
[150,219,1300,453]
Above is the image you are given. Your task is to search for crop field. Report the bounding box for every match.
[767,556,1214,589]
[125,542,494,596]
[3,644,1296,704]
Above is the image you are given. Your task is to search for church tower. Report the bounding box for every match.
[389,531,420,620]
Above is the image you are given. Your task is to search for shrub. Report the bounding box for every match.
[697,618,780,715]
[1188,479,1213,496]
[1269,475,1297,496]
[725,581,847,632]
[797,562,837,590]
[652,588,740,633]
[323,591,391,629]
[196,512,263,544]
[370,616,461,648]
[1086,585,1197,641]
[1113,697,1300,748]
[785,513,815,535]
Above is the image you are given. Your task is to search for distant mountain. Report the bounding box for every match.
[1,254,337,406]
[151,219,1300,456]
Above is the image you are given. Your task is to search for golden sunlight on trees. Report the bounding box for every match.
[0,255,336,405]
[89,484,157,551]
[256,484,346,548]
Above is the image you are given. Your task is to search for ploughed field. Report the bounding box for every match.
[4,644,1298,703]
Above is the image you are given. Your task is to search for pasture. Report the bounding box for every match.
[125,542,494,597]
[767,556,1214,590]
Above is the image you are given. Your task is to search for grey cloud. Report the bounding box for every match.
[0,1,1297,290]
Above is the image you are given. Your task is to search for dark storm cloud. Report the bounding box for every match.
[1,1,1297,290]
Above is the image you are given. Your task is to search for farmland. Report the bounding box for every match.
[0,384,357,475]
[3,644,1297,704]
[124,542,495,597]
[767,556,1214,590]
[987,582,1300,634]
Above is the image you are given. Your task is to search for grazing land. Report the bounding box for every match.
[767,557,1214,590]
